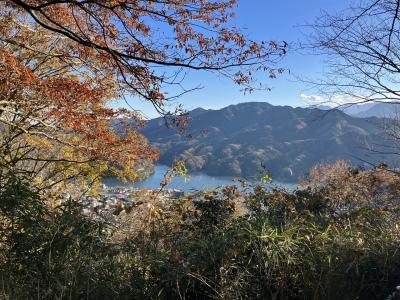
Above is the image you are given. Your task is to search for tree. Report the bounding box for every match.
[306,0,400,166]
[301,160,400,210]
[0,0,287,190]
[309,0,400,106]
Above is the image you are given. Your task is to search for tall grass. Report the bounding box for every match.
[2,168,400,299]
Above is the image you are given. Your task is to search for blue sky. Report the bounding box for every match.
[125,0,353,117]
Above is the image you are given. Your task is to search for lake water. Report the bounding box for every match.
[102,165,296,192]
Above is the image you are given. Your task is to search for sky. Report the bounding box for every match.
[125,0,354,118]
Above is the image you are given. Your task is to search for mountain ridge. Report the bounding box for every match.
[142,102,396,182]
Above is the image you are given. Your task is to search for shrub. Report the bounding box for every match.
[2,163,400,299]
[0,174,130,299]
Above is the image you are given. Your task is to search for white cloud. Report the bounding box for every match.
[300,94,328,106]
[300,93,364,107]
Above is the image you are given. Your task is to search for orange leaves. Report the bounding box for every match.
[302,160,400,209]
[0,44,157,186]
[1,0,287,189]
[222,184,241,199]
[4,0,287,109]
[0,48,38,97]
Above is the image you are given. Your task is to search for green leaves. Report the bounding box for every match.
[261,174,272,185]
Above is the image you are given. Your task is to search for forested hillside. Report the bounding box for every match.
[143,102,395,181]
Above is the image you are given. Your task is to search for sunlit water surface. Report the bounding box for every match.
[102,165,296,192]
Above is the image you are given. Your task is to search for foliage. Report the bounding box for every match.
[0,16,158,189]
[0,0,286,191]
[0,173,130,299]
[302,160,400,209]
[2,162,400,299]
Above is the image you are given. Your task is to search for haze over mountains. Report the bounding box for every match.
[348,103,400,118]
[142,102,398,182]
[318,102,400,118]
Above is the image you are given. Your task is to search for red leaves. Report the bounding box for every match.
[0,47,157,180]
[0,49,39,100]
[0,0,287,186]
[4,0,287,109]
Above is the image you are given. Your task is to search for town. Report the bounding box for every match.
[80,185,185,217]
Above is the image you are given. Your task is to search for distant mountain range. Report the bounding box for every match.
[317,102,400,118]
[349,103,400,118]
[141,102,399,182]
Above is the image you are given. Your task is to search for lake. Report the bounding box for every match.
[102,165,296,192]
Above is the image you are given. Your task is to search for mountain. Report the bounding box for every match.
[327,102,400,118]
[310,104,333,110]
[310,103,400,118]
[339,103,376,116]
[305,103,376,115]
[188,107,209,117]
[142,102,396,182]
[351,103,400,118]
